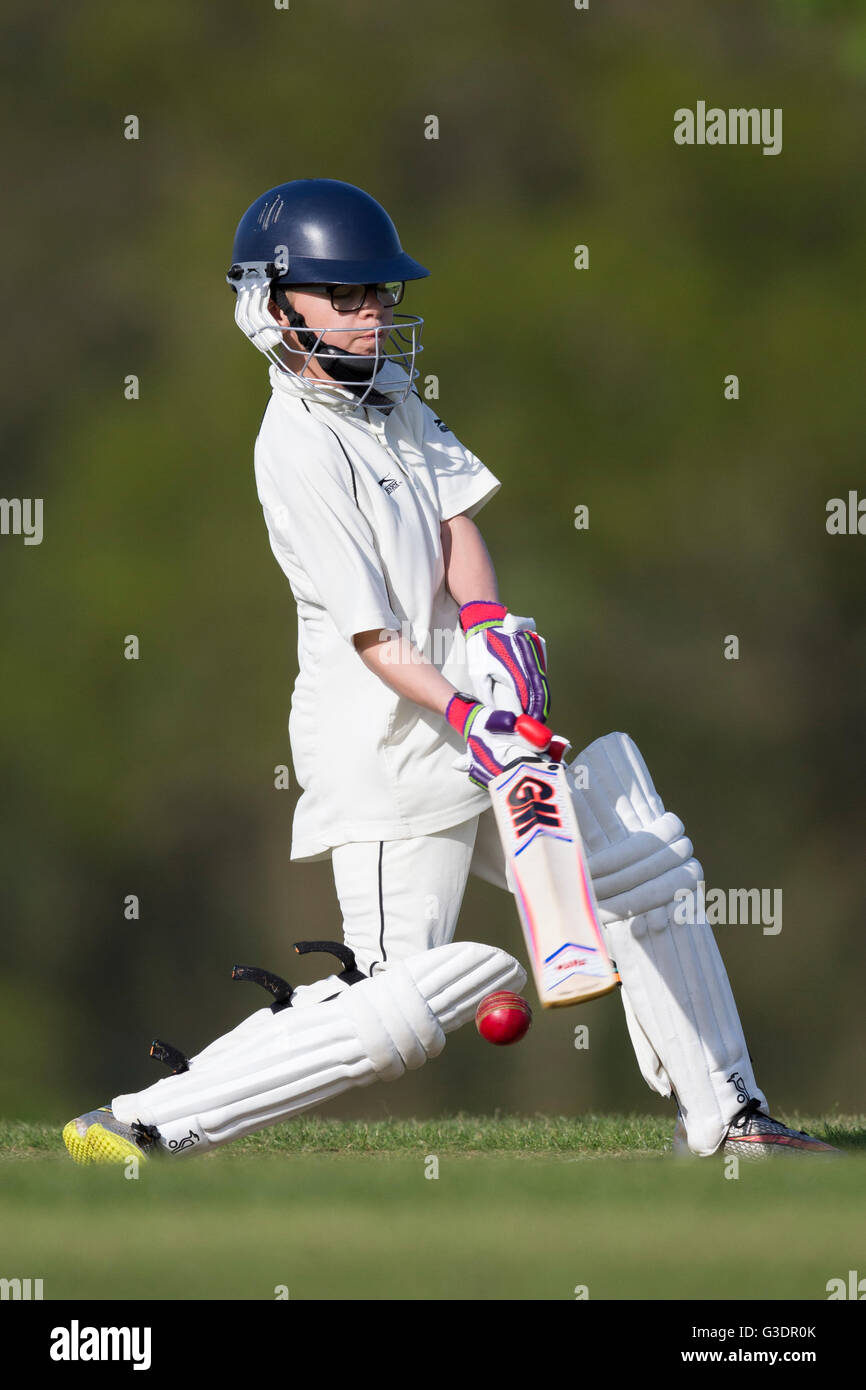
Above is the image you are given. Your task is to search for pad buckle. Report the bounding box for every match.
[149,1039,190,1074]
[231,964,294,1013]
[294,940,366,985]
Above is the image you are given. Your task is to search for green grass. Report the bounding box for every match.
[1,1115,863,1300]
[3,1111,861,1162]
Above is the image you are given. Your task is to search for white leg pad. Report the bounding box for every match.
[570,732,766,1156]
[112,941,526,1155]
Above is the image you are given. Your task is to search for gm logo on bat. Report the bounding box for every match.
[506,774,563,837]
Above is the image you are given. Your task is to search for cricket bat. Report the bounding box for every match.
[489,714,621,1008]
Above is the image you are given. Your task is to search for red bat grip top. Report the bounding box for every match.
[514,714,570,764]
[514,714,552,750]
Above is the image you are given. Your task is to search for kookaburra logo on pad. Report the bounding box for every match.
[167,1130,200,1153]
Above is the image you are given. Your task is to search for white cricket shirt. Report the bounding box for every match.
[254,358,501,860]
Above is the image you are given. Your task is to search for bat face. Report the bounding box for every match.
[490,758,620,1008]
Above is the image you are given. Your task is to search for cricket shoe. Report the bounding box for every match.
[62,1105,162,1165]
[672,1098,840,1159]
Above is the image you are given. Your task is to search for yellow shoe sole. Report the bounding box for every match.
[62,1118,149,1165]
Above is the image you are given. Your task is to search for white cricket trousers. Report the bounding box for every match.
[329,806,509,977]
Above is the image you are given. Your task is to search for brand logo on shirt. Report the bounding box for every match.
[432,416,450,433]
[378,475,401,495]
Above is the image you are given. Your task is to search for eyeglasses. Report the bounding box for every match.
[299,282,405,312]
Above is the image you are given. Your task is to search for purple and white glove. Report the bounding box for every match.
[459,601,550,722]
[446,693,546,789]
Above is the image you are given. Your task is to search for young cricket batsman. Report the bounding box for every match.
[63,179,836,1163]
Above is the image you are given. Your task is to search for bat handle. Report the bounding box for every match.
[546,735,569,763]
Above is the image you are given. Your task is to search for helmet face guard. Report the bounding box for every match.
[227,263,423,409]
[226,180,429,410]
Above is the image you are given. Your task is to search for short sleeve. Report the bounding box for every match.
[415,398,501,522]
[255,428,400,645]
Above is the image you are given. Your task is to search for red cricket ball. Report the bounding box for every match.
[475,991,533,1045]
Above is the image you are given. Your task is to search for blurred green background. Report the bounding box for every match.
[1,0,864,1123]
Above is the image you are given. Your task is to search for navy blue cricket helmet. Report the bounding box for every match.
[227,178,429,287]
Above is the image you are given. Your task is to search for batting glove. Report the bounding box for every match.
[446,693,548,789]
[459,601,550,722]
